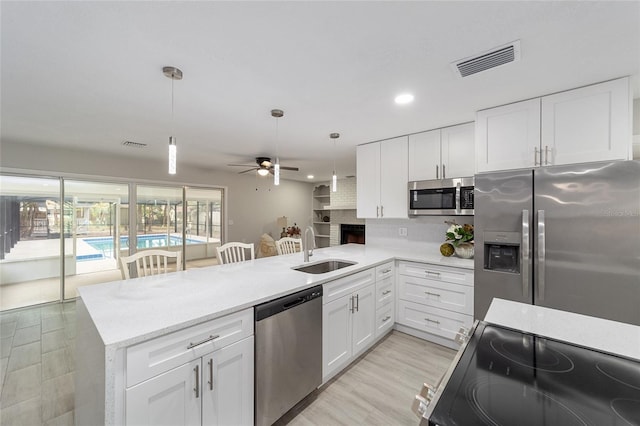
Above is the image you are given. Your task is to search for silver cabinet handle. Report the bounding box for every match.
[349,295,354,314]
[194,364,200,398]
[208,358,213,391]
[537,210,546,301]
[355,294,359,312]
[380,205,384,217]
[436,164,439,179]
[382,315,391,323]
[187,334,220,349]
[425,318,440,325]
[522,209,530,298]
[442,164,446,179]
[376,206,380,218]
[455,182,461,214]
[544,145,550,165]
[382,290,392,296]
[534,146,540,166]
[424,291,441,297]
[425,270,441,277]
[381,269,391,274]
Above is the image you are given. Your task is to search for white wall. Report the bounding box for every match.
[0,141,313,247]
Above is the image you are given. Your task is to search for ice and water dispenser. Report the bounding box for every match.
[483,231,521,273]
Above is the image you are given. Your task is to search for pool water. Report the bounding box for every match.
[80,234,199,260]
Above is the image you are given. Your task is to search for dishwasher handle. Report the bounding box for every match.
[283,297,306,310]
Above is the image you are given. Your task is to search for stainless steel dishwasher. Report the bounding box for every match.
[255,285,323,426]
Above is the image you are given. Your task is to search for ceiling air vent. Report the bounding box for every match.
[122,140,147,148]
[451,40,521,78]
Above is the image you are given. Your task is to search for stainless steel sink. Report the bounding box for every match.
[292,259,357,274]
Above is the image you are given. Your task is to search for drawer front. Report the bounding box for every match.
[397,300,472,341]
[398,261,473,286]
[375,277,394,310]
[399,275,473,315]
[375,305,394,338]
[375,261,394,281]
[127,308,253,387]
[323,268,376,304]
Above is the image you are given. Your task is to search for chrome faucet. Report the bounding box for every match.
[303,225,316,262]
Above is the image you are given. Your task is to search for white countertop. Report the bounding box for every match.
[78,243,473,349]
[485,298,640,361]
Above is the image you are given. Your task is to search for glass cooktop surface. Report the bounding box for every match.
[429,323,640,426]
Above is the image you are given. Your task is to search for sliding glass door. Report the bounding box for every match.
[184,187,223,268]
[0,175,61,310]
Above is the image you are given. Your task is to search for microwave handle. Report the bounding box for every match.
[455,183,461,214]
[442,164,446,179]
[435,165,438,179]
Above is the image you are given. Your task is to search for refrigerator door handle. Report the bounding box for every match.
[521,210,530,297]
[455,183,461,214]
[537,210,546,301]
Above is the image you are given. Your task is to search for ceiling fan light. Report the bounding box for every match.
[257,168,270,176]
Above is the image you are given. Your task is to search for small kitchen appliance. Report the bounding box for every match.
[408,177,474,216]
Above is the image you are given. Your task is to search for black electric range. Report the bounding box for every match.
[424,322,640,426]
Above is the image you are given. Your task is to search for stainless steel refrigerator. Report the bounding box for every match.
[474,160,640,325]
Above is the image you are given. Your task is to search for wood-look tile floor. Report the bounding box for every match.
[0,301,455,426]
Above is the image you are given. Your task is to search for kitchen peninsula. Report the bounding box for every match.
[75,243,473,425]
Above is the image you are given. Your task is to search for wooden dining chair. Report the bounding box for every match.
[275,237,303,255]
[119,249,182,279]
[216,242,255,265]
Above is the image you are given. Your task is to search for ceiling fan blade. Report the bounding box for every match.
[279,166,299,171]
[228,163,256,167]
[238,168,256,174]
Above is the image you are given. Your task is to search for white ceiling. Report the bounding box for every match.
[2,1,639,183]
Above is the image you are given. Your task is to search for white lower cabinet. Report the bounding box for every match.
[396,261,473,349]
[323,266,390,382]
[124,308,254,426]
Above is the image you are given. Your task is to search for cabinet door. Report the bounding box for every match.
[408,130,441,181]
[202,337,254,426]
[379,136,408,218]
[356,143,381,219]
[322,295,353,381]
[441,123,475,178]
[476,98,541,173]
[541,77,630,166]
[351,284,376,357]
[126,359,201,426]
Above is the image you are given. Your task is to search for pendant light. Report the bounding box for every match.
[271,109,283,185]
[330,132,339,192]
[163,66,183,175]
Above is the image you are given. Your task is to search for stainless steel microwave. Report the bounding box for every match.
[408,177,474,216]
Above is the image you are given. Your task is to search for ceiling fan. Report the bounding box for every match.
[228,157,299,176]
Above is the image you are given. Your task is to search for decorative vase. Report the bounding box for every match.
[454,242,474,259]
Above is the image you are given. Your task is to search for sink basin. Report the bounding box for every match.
[292,259,357,274]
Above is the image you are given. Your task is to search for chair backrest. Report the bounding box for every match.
[275,237,302,255]
[119,249,182,280]
[216,242,255,265]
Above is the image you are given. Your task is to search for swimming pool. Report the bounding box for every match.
[80,234,200,260]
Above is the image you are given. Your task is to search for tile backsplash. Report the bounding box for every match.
[365,216,475,249]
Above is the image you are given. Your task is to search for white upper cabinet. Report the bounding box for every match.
[408,129,440,181]
[541,77,630,166]
[476,77,631,173]
[475,98,541,173]
[409,123,475,181]
[357,136,408,219]
[441,122,476,178]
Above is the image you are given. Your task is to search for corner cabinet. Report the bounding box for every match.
[312,184,331,248]
[476,77,631,173]
[357,136,408,219]
[409,123,475,181]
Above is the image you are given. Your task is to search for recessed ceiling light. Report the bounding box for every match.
[394,93,414,105]
[307,175,314,179]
